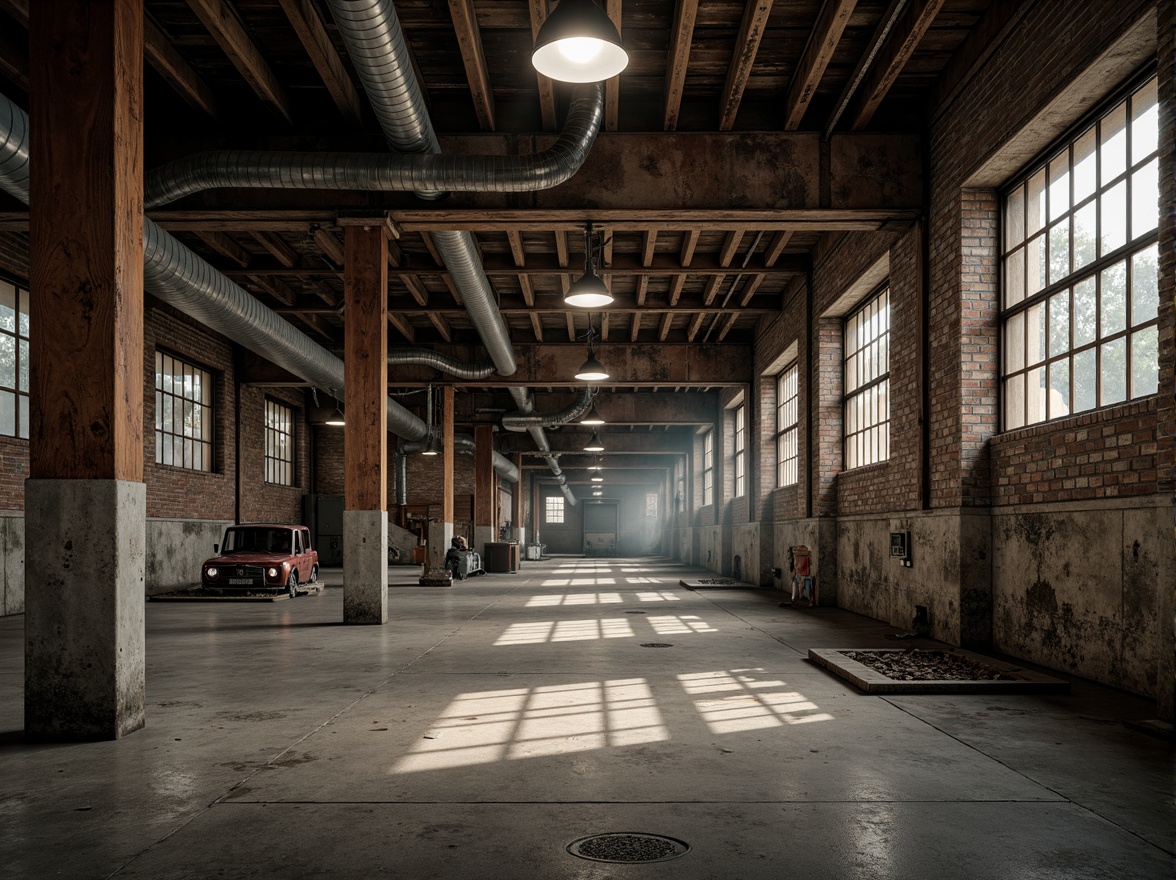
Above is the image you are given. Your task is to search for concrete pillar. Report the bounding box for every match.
[511,453,525,546]
[25,1,146,741]
[343,225,388,623]
[473,424,495,554]
[421,386,454,585]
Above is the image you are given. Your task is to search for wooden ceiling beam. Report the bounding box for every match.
[634,276,649,307]
[249,274,298,307]
[601,312,610,341]
[530,312,544,341]
[295,312,335,342]
[250,231,300,268]
[717,313,740,341]
[555,230,569,267]
[848,0,947,130]
[679,229,699,266]
[427,312,452,342]
[718,0,774,131]
[630,313,641,342]
[686,311,706,342]
[605,0,622,131]
[738,273,766,306]
[566,312,576,342]
[312,226,345,266]
[196,231,250,268]
[658,313,674,341]
[506,230,526,267]
[387,312,415,343]
[278,0,363,125]
[763,230,794,266]
[184,0,294,123]
[144,16,220,119]
[527,0,558,131]
[399,274,429,306]
[782,0,858,130]
[281,297,777,317]
[667,275,687,306]
[719,230,744,267]
[519,274,535,307]
[702,275,725,306]
[641,230,658,267]
[448,0,496,131]
[663,0,699,131]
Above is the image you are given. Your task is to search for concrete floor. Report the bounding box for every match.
[0,557,1172,879]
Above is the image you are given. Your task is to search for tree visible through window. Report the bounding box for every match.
[1001,76,1159,429]
[155,351,213,471]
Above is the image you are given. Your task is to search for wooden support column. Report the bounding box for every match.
[421,384,455,584]
[343,225,388,623]
[25,0,146,742]
[473,424,495,554]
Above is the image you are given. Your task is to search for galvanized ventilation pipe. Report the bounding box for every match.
[325,0,579,503]
[502,387,594,431]
[0,92,519,483]
[143,84,603,209]
[387,348,494,380]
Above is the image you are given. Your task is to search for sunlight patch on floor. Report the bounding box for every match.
[648,615,718,635]
[392,679,667,773]
[494,618,635,645]
[678,669,834,733]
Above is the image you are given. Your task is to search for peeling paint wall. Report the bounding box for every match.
[992,499,1172,699]
[145,519,233,595]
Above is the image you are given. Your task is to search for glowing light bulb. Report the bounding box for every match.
[557,37,604,64]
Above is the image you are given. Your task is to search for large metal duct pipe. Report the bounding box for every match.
[143,84,603,209]
[0,93,518,484]
[502,387,594,431]
[387,349,494,380]
[326,0,576,500]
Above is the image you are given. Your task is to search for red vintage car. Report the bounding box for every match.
[201,523,319,597]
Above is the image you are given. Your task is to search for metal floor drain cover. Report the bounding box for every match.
[624,610,647,614]
[640,642,674,648]
[566,833,690,863]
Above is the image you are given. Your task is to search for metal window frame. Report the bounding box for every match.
[775,363,799,487]
[843,284,891,469]
[264,397,296,487]
[0,273,30,440]
[154,347,215,472]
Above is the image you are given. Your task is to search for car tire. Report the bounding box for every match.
[309,565,318,585]
[287,571,298,599]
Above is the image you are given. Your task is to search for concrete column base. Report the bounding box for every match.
[344,510,387,624]
[25,478,146,741]
[473,525,494,557]
[421,520,454,586]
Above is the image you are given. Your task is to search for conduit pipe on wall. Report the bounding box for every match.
[0,92,519,484]
[324,0,580,503]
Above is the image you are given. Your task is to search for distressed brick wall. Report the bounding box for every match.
[313,426,344,495]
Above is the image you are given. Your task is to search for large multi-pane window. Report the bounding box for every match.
[154,351,213,471]
[1002,76,1159,429]
[545,495,564,524]
[0,278,29,439]
[776,364,799,487]
[844,286,890,469]
[733,405,746,497]
[702,430,714,506]
[264,399,294,486]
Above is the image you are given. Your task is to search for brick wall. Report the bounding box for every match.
[314,425,344,495]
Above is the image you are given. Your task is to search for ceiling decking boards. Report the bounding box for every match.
[782,0,859,130]
[663,0,699,131]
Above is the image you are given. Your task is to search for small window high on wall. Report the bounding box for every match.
[1001,75,1159,429]
[545,495,564,524]
[155,350,213,471]
[0,278,29,440]
[844,286,890,469]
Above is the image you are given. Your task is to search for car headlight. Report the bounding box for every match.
[267,567,279,578]
[205,567,218,579]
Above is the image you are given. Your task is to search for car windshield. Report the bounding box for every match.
[222,528,293,554]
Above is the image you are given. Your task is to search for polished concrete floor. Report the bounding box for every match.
[0,557,1172,879]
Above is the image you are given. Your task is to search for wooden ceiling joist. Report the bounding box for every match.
[144,17,220,118]
[679,229,699,266]
[718,0,774,131]
[527,0,558,131]
[196,231,249,268]
[848,0,948,130]
[184,0,294,123]
[658,312,674,341]
[427,312,452,342]
[312,226,344,266]
[782,0,858,130]
[662,0,699,131]
[448,0,496,131]
[250,231,300,268]
[277,0,363,125]
[686,311,706,342]
[388,311,415,342]
[605,0,622,131]
[530,312,544,341]
[630,313,641,342]
[763,230,793,266]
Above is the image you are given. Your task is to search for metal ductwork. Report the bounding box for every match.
[394,447,407,506]
[388,348,494,380]
[400,434,519,483]
[325,0,578,503]
[502,387,594,431]
[0,92,518,485]
[143,83,603,209]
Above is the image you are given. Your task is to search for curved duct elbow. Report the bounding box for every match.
[401,435,518,484]
[388,348,495,380]
[143,84,603,209]
[502,387,594,432]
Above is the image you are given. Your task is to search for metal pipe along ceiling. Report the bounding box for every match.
[501,387,595,431]
[0,92,519,484]
[387,349,494,380]
[325,0,582,503]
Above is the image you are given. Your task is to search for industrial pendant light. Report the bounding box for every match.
[575,315,609,381]
[565,225,613,308]
[325,393,345,426]
[590,474,603,482]
[580,398,605,426]
[583,430,605,452]
[421,384,438,453]
[531,0,628,84]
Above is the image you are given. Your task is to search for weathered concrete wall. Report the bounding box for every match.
[730,523,764,585]
[0,512,23,615]
[696,525,731,575]
[146,519,233,595]
[992,497,1173,700]
[772,517,837,604]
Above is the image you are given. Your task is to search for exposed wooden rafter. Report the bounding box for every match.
[782,0,858,130]
[277,0,363,125]
[184,0,294,123]
[605,0,622,131]
[448,0,496,131]
[527,0,557,131]
[663,0,699,131]
[718,0,774,131]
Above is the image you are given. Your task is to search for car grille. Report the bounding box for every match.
[225,564,266,587]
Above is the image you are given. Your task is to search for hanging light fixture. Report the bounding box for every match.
[421,384,438,453]
[575,315,609,381]
[592,489,603,496]
[580,397,605,426]
[565,225,613,308]
[325,393,345,426]
[583,430,605,452]
[591,474,603,482]
[531,0,628,84]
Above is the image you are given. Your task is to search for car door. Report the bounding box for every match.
[292,529,306,581]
